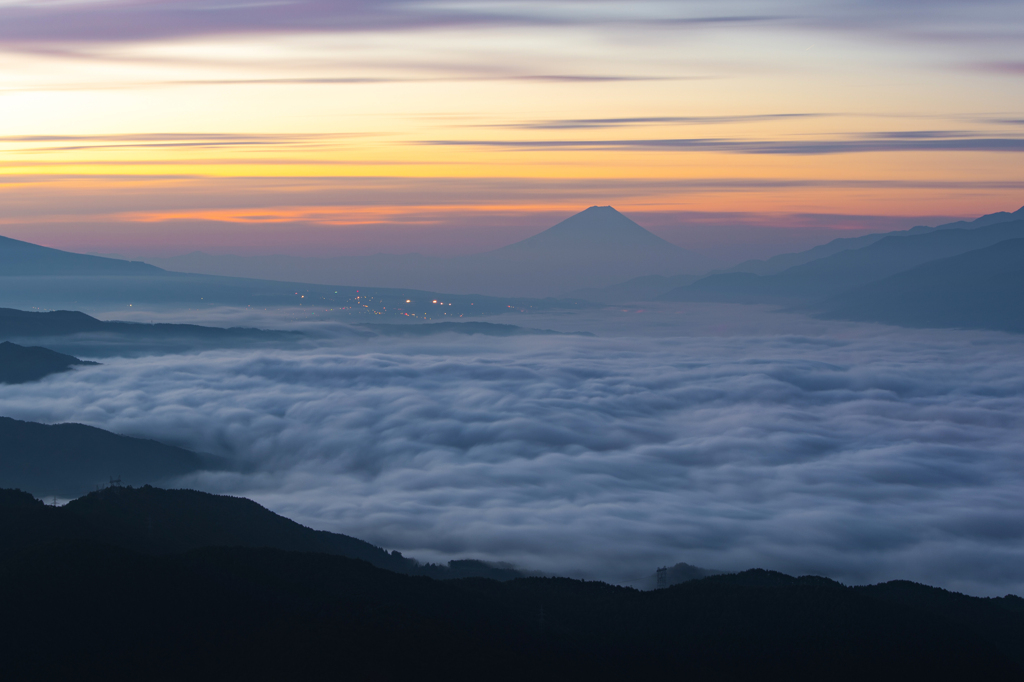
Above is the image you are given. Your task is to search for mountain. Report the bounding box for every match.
[144,207,704,298]
[0,234,162,276]
[2,489,1023,679]
[0,417,216,498]
[814,238,1024,332]
[663,218,1024,305]
[0,236,590,320]
[0,485,523,581]
[726,206,1024,276]
[0,341,97,384]
[0,307,302,357]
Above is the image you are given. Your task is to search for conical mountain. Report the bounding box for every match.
[498,206,683,253]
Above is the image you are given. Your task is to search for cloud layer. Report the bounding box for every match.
[1,307,1023,596]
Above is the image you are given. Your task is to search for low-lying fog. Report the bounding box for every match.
[3,303,1023,596]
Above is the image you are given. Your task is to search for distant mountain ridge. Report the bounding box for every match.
[663,217,1024,306]
[0,341,97,384]
[0,237,590,319]
[0,234,162,276]
[726,206,1024,276]
[143,207,704,297]
[815,237,1024,331]
[0,306,301,357]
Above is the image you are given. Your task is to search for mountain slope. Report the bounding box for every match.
[664,218,1024,304]
[814,238,1024,332]
[0,416,215,498]
[0,234,162,276]
[0,486,524,580]
[1,527,1021,679]
[728,206,1024,276]
[0,341,97,384]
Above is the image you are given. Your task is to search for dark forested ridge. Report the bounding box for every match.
[1,487,1022,680]
[0,486,525,581]
[0,341,97,384]
[0,418,215,498]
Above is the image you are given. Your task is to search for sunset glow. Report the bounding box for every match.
[2,0,1023,256]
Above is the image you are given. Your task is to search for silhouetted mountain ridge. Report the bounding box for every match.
[815,237,1024,331]
[727,206,1024,276]
[0,486,527,581]
[0,234,162,276]
[1,486,1022,679]
[142,207,703,297]
[0,341,97,384]
[0,417,216,498]
[663,218,1024,305]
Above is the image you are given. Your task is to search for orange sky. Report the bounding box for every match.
[1,1,1022,260]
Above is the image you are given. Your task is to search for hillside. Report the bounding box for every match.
[0,341,97,384]
[1,488,1022,680]
[663,218,1024,304]
[815,238,1024,332]
[0,234,162,276]
[0,486,525,581]
[727,206,1024,276]
[0,417,215,498]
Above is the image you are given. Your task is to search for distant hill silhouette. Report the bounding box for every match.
[144,207,703,297]
[0,306,302,356]
[663,218,1024,305]
[0,235,590,320]
[0,234,162,276]
[0,417,217,498]
[815,238,1024,332]
[726,206,1024,276]
[2,487,1022,679]
[0,341,97,384]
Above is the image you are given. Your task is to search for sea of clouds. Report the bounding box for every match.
[2,304,1023,596]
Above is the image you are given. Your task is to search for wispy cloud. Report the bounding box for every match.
[0,133,344,153]
[492,114,824,130]
[420,133,1024,155]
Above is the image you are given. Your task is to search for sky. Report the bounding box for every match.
[1,0,1023,258]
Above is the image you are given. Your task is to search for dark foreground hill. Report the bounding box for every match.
[0,341,97,384]
[815,238,1024,332]
[0,486,524,581]
[1,489,1022,680]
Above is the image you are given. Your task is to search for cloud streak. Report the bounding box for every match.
[1,307,1023,596]
[420,134,1024,155]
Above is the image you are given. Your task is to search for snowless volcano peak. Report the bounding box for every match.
[501,206,682,253]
